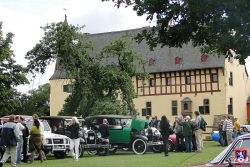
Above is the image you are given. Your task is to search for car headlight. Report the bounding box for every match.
[97,132,101,138]
[45,138,52,144]
[84,132,88,138]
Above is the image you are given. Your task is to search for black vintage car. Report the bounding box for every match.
[40,116,110,156]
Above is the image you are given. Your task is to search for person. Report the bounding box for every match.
[32,114,46,161]
[190,119,197,151]
[99,119,110,155]
[28,119,44,164]
[178,116,193,153]
[225,116,233,144]
[222,116,228,146]
[0,115,20,167]
[15,116,25,164]
[160,115,171,156]
[151,116,160,129]
[233,118,240,139]
[173,116,184,152]
[194,111,203,152]
[67,117,80,161]
[21,117,29,163]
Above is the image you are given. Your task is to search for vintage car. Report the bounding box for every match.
[192,133,250,167]
[0,116,70,159]
[40,116,110,156]
[85,115,168,155]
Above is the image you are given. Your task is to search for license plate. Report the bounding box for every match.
[54,145,65,149]
[90,136,94,140]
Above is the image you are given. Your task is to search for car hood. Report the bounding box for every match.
[44,131,69,138]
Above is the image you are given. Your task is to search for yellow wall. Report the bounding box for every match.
[50,79,72,116]
[133,69,227,127]
[225,50,250,124]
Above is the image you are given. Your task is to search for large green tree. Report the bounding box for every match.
[103,0,250,64]
[0,22,28,116]
[25,20,146,117]
[18,83,50,116]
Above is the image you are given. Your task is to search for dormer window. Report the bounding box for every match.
[148,58,156,66]
[175,56,182,65]
[201,54,207,63]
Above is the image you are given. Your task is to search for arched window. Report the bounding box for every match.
[184,102,188,110]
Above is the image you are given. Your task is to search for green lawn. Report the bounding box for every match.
[17,141,224,167]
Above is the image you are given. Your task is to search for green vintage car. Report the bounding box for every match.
[85,115,163,155]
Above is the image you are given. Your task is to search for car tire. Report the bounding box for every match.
[109,147,117,154]
[97,148,109,156]
[152,145,162,153]
[79,144,84,157]
[54,152,66,159]
[167,140,175,152]
[132,138,147,155]
[87,150,97,155]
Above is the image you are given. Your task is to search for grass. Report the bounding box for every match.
[16,141,224,167]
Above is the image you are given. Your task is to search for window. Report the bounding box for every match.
[184,102,188,110]
[199,99,210,114]
[63,84,73,93]
[172,101,177,116]
[229,72,233,86]
[166,77,171,85]
[142,102,152,116]
[185,76,191,85]
[228,98,233,114]
[149,78,156,87]
[211,73,218,82]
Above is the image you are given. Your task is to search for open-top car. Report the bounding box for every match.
[192,133,250,167]
[85,115,165,155]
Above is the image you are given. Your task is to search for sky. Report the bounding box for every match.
[0,0,249,93]
[0,0,152,92]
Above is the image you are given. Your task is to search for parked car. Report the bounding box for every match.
[85,115,169,155]
[0,116,70,159]
[192,133,250,166]
[40,116,109,156]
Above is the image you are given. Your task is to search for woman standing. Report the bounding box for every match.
[67,117,80,161]
[160,115,171,156]
[28,119,44,163]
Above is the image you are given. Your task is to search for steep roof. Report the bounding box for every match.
[50,27,225,80]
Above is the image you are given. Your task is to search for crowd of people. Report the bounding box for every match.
[147,111,206,156]
[0,114,46,167]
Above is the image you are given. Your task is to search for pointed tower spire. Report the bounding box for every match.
[63,8,68,24]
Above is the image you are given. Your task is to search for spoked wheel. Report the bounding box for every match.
[97,148,109,156]
[79,144,84,157]
[132,138,147,155]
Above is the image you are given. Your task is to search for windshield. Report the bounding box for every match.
[26,120,51,131]
[210,140,241,164]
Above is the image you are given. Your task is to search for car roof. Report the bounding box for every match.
[85,115,133,120]
[40,116,84,121]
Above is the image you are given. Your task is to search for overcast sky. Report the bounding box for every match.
[1,0,249,93]
[0,0,152,92]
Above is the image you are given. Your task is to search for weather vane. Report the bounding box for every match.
[63,8,67,21]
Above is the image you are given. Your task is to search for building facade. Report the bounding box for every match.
[49,27,250,127]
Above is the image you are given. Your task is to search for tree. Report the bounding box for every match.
[18,83,50,116]
[102,0,250,64]
[0,22,28,116]
[26,20,146,117]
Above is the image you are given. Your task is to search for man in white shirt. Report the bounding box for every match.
[15,115,25,164]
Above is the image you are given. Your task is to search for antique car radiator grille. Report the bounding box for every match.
[87,132,96,144]
[53,139,64,144]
